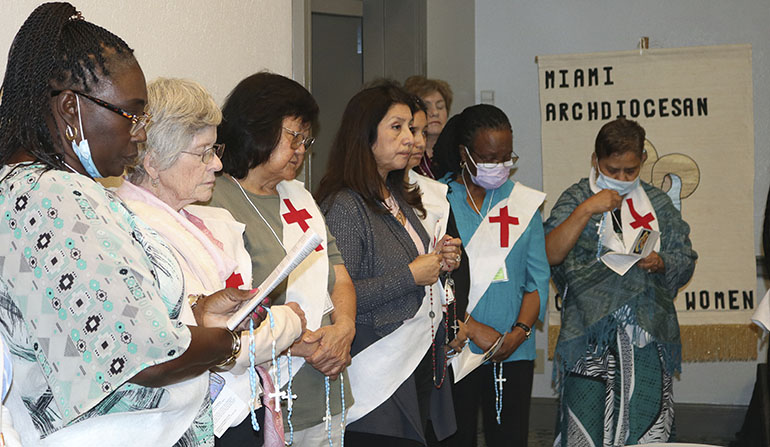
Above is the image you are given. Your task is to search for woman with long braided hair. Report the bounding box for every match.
[0,4,269,445]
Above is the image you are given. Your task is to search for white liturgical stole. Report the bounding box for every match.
[346,172,450,423]
[589,167,661,276]
[274,179,331,387]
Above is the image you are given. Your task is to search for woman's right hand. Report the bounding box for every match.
[580,189,623,215]
[409,253,442,286]
[193,288,260,329]
[466,316,502,352]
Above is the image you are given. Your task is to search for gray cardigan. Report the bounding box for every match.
[321,188,428,337]
[321,188,456,443]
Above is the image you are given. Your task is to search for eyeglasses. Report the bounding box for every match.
[51,90,152,136]
[467,147,519,166]
[181,143,225,164]
[282,126,315,150]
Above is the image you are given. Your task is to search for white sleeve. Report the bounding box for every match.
[1,404,23,447]
[230,305,303,373]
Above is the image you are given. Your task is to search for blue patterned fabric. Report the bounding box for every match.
[0,164,211,443]
[1,335,10,401]
[544,178,696,384]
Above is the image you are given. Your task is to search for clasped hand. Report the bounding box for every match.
[287,317,355,380]
[410,235,463,285]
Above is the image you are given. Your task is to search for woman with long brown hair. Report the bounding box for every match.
[317,83,461,446]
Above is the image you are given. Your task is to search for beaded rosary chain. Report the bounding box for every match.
[247,307,346,446]
[493,362,505,424]
[429,284,449,388]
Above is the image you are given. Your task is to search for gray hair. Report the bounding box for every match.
[127,77,222,183]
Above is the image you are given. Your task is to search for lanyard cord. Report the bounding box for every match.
[229,176,286,250]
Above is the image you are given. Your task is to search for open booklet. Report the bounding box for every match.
[600,225,660,276]
[226,231,323,330]
[450,333,506,383]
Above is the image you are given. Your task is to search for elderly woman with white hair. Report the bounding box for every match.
[116,78,306,447]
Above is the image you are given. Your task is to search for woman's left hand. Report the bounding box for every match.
[300,318,356,379]
[638,251,665,273]
[437,235,463,272]
[447,319,469,353]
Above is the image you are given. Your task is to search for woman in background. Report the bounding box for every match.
[404,76,453,179]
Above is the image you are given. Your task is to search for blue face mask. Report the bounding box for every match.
[70,95,104,178]
[594,164,639,196]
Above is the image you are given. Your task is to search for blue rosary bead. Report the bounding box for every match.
[248,318,261,432]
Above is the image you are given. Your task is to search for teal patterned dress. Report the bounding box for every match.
[545,178,697,447]
[0,164,213,445]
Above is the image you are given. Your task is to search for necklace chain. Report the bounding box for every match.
[230,175,286,250]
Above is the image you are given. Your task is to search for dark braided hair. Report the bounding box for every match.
[0,2,136,169]
[432,104,512,179]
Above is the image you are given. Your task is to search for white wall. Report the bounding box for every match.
[475,0,770,405]
[0,1,293,105]
[426,0,475,113]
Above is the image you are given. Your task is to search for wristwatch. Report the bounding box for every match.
[513,322,532,340]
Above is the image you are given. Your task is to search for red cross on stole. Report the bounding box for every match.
[488,205,519,248]
[626,198,654,230]
[282,198,323,251]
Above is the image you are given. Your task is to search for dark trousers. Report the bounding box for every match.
[440,360,534,447]
[346,349,437,446]
[214,406,265,447]
[345,431,425,447]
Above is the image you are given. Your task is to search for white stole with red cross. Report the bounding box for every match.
[274,179,330,387]
[346,172,450,423]
[589,167,660,275]
[464,183,546,315]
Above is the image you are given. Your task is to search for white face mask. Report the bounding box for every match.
[464,146,515,190]
[593,164,639,196]
[70,95,104,178]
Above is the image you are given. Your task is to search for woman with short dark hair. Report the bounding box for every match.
[317,83,461,446]
[210,72,357,447]
[545,117,697,446]
[432,104,549,447]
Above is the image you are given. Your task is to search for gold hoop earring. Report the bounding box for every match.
[65,125,78,142]
[151,177,159,188]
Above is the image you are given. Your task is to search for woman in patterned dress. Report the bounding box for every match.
[0,4,262,446]
[545,118,697,446]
